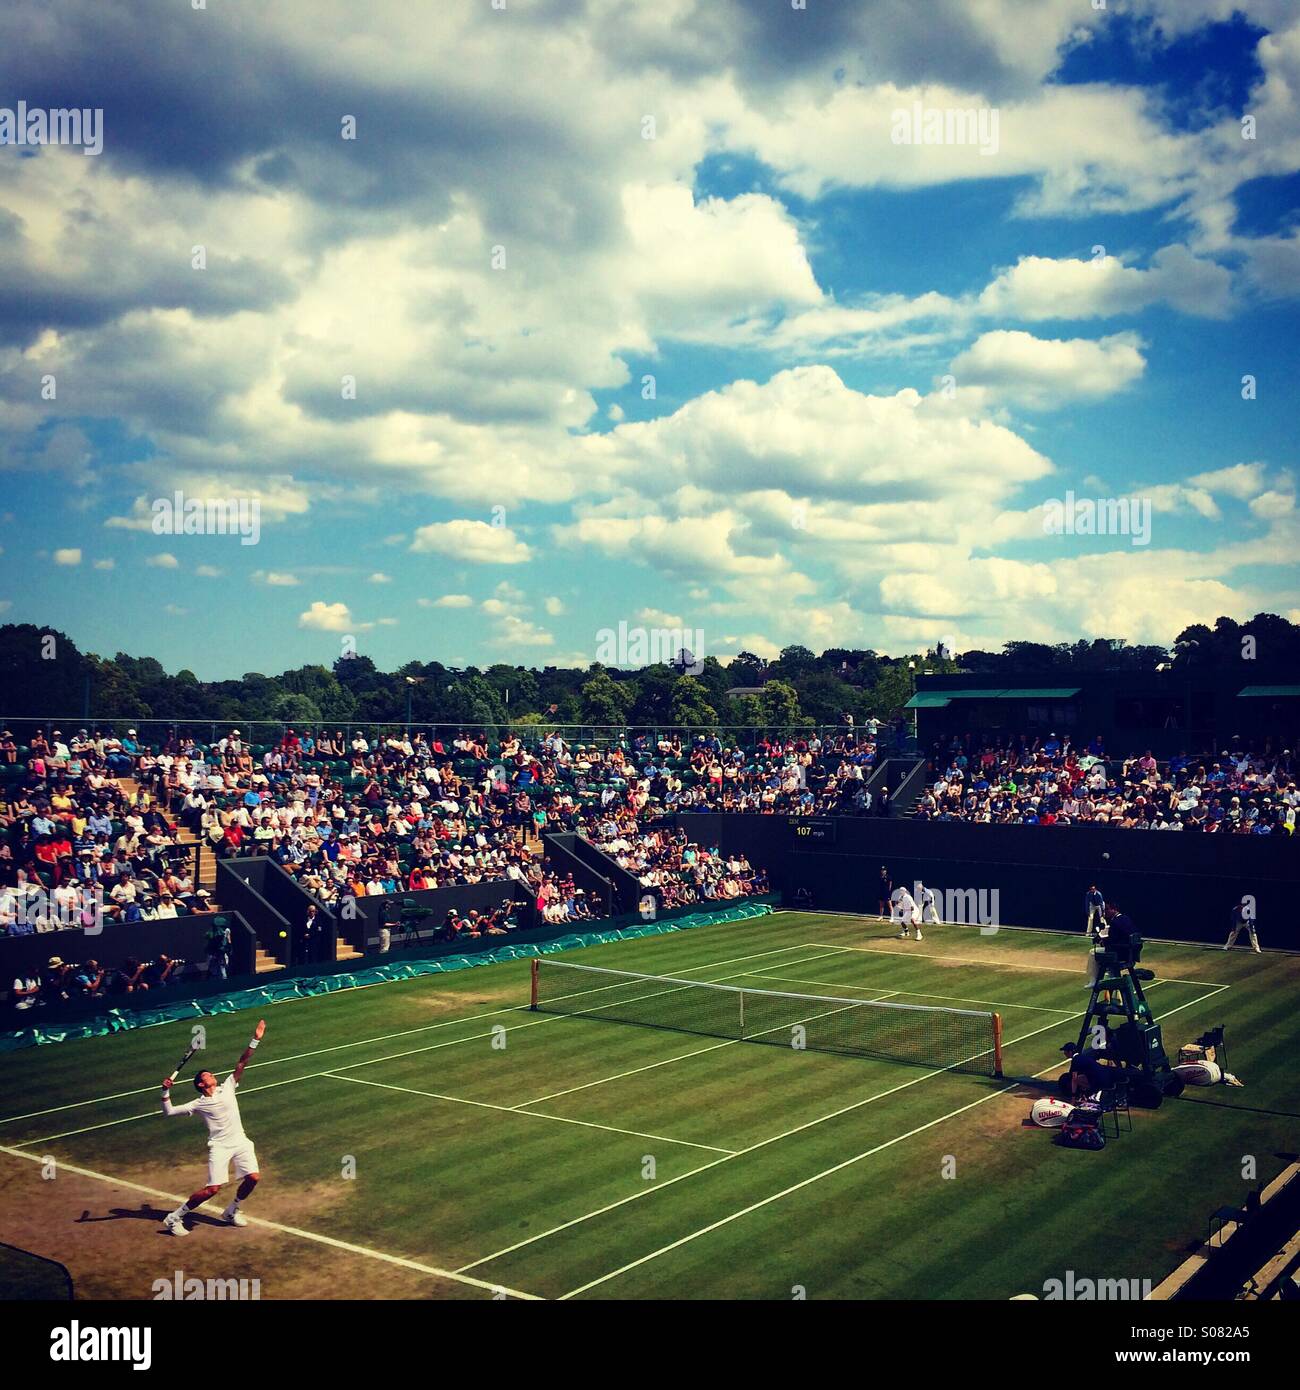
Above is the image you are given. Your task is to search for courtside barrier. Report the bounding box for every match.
[0,900,773,1052]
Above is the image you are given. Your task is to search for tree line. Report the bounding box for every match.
[0,614,1296,730]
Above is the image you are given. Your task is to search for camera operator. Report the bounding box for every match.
[108,956,149,996]
[39,956,74,1006]
[71,959,105,1000]
[142,954,183,989]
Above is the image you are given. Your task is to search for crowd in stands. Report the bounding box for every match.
[580,813,770,908]
[11,719,1292,1009]
[912,734,1298,833]
[104,724,844,908]
[0,726,216,937]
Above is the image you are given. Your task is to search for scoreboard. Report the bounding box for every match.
[789,818,837,847]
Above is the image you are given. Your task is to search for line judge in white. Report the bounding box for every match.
[159,1019,267,1235]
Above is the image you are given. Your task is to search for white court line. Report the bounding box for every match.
[743,970,1078,1015]
[810,942,1231,988]
[778,909,1293,959]
[557,984,1232,1298]
[0,1142,541,1301]
[322,1072,737,1155]
[514,991,900,1109]
[456,1005,1063,1276]
[13,944,848,1150]
[1,938,828,1128]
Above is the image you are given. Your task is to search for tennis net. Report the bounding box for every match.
[530,958,1002,1075]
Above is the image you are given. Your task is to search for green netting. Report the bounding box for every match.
[0,902,773,1052]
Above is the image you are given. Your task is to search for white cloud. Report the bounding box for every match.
[92,558,115,571]
[253,570,301,586]
[195,564,224,578]
[146,552,180,569]
[978,249,1233,321]
[490,614,554,648]
[419,594,474,608]
[544,596,565,616]
[637,607,684,628]
[1188,462,1268,500]
[298,601,353,632]
[1249,490,1296,521]
[369,572,392,583]
[53,548,82,566]
[950,331,1146,407]
[409,519,531,564]
[570,365,1052,504]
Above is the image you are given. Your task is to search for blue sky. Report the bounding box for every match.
[1,0,1297,679]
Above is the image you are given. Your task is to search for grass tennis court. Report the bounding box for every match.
[1,912,1296,1300]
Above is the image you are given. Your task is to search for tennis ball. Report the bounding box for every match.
[278,930,287,938]
[1102,852,1110,861]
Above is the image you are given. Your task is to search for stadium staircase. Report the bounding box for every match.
[123,776,362,968]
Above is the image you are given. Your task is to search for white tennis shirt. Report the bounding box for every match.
[162,1075,248,1146]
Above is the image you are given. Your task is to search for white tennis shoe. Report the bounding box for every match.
[223,1208,248,1227]
[163,1212,189,1237]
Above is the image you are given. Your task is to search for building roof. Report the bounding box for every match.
[1237,684,1300,698]
[905,686,1081,709]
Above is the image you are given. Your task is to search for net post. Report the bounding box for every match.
[992,1012,1003,1078]
[529,958,539,1011]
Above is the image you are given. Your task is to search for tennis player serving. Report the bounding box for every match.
[159,1019,266,1236]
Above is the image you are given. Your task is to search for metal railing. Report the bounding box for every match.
[0,717,909,753]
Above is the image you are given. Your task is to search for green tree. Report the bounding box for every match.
[0,625,91,716]
[669,676,717,727]
[864,660,917,720]
[728,651,768,683]
[773,644,816,680]
[759,680,801,726]
[272,692,322,723]
[580,671,635,725]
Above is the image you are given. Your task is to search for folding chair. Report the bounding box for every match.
[1101,1075,1132,1138]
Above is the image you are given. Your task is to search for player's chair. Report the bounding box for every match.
[1100,1075,1132,1138]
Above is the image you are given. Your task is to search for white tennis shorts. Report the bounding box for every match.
[207,1138,258,1186]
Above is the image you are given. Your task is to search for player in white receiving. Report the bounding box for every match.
[160,1019,266,1236]
[891,885,923,941]
[917,881,942,926]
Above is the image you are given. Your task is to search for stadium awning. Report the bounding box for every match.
[905,686,1080,709]
[990,687,1082,699]
[1237,685,1300,698]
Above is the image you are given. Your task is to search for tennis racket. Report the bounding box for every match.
[167,1042,201,1082]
